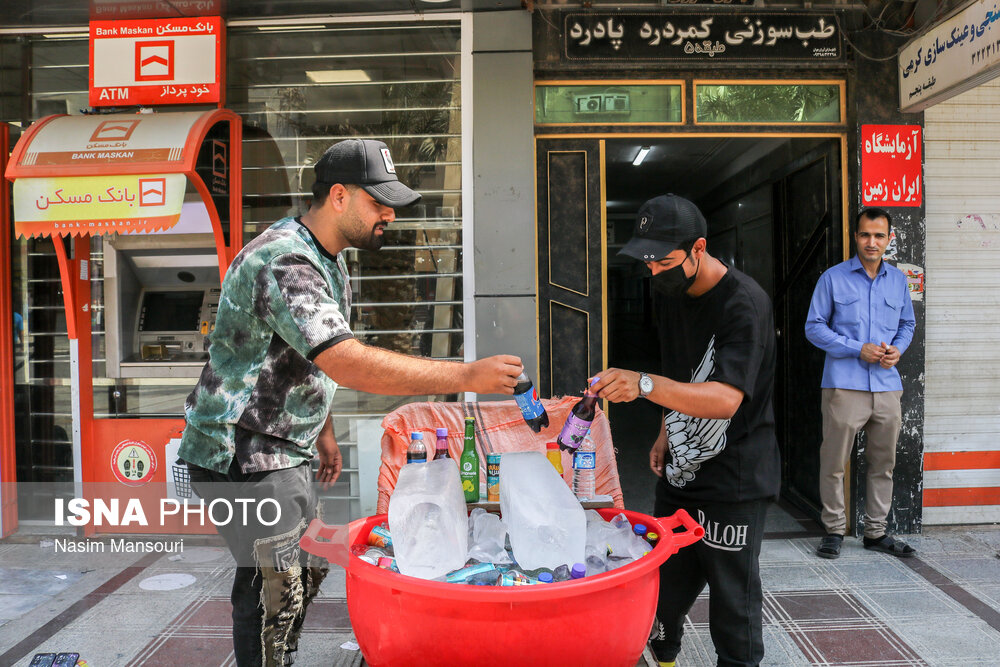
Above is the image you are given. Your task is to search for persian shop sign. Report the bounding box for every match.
[899,0,1000,112]
[89,16,223,106]
[564,12,842,62]
[13,173,186,237]
[861,125,922,208]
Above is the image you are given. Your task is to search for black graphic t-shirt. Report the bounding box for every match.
[653,265,780,504]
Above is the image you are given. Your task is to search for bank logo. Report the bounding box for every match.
[90,119,141,143]
[135,40,175,81]
[138,178,166,206]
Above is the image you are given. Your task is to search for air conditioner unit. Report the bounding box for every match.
[603,93,630,113]
[574,94,604,113]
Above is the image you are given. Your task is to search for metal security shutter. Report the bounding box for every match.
[923,79,1000,524]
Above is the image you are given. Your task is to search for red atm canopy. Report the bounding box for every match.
[4,109,239,240]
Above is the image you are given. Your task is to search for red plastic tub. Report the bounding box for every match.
[302,508,703,667]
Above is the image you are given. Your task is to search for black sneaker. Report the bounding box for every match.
[648,619,677,667]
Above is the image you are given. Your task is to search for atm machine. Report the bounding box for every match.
[4,109,242,535]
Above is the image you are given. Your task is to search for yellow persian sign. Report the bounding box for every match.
[13,173,185,237]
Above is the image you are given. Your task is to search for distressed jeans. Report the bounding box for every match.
[188,460,328,667]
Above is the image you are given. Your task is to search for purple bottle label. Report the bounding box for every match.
[514,388,545,420]
[558,414,592,449]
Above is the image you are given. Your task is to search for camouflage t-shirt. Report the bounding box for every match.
[178,217,353,474]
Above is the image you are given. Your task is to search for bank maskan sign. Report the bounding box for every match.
[564,12,843,62]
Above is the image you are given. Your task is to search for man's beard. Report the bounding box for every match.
[344,212,385,251]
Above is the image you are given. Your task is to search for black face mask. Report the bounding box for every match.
[651,253,698,297]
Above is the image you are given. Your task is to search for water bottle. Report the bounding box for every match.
[434,427,450,460]
[407,432,426,463]
[513,372,549,432]
[557,377,600,451]
[572,433,597,500]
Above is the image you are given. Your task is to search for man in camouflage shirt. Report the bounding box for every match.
[179,139,523,667]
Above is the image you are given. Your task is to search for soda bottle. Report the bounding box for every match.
[570,563,587,579]
[513,372,549,432]
[460,417,480,502]
[545,442,563,474]
[434,427,450,460]
[407,432,426,463]
[557,377,600,451]
[572,433,597,500]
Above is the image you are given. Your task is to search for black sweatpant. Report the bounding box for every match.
[654,491,770,667]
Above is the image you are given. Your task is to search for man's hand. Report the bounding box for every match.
[589,368,641,403]
[860,342,886,364]
[464,355,523,395]
[315,417,342,490]
[879,343,901,369]
[649,433,668,478]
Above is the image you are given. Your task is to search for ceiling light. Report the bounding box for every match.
[257,25,326,31]
[632,147,651,166]
[306,69,371,84]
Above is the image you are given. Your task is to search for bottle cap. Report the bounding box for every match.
[633,523,648,536]
[571,563,587,578]
[410,432,423,440]
[647,532,659,543]
[537,572,553,583]
[589,376,601,386]
[546,442,559,450]
[436,428,448,437]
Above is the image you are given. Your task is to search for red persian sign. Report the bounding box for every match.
[861,124,922,207]
[89,16,223,107]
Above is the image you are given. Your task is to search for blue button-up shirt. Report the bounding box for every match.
[805,256,915,392]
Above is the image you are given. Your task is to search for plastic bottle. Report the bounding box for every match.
[513,372,549,432]
[585,552,606,576]
[572,433,597,500]
[552,564,571,582]
[537,571,554,584]
[633,524,648,539]
[434,427,450,460]
[545,442,563,474]
[460,417,480,502]
[647,532,660,546]
[570,563,587,579]
[406,432,426,463]
[557,377,601,451]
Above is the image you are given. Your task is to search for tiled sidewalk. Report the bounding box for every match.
[1,511,999,666]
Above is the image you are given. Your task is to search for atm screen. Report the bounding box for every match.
[139,291,204,332]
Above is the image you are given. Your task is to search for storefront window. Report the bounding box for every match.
[695,82,843,124]
[535,82,683,125]
[2,21,466,518]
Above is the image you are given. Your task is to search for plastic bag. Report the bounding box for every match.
[388,459,469,580]
[499,452,586,570]
[466,509,513,565]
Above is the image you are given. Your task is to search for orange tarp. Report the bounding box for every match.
[377,397,624,514]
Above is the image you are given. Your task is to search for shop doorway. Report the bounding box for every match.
[536,135,845,517]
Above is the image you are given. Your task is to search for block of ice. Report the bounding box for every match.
[388,459,469,580]
[499,452,585,571]
[467,509,513,565]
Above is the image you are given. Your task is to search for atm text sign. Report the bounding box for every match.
[89,16,223,106]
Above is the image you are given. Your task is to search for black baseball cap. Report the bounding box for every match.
[314,139,421,208]
[619,194,707,262]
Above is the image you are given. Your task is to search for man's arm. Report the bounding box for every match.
[804,273,865,359]
[891,283,916,355]
[315,415,342,489]
[590,367,744,420]
[313,338,522,396]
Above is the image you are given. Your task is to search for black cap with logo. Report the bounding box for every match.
[618,194,707,262]
[314,139,421,208]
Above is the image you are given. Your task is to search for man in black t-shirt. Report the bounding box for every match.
[592,194,779,667]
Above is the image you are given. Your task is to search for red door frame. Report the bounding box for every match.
[1,123,17,538]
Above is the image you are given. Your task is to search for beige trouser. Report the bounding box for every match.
[819,388,903,538]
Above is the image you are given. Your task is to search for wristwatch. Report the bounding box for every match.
[638,372,654,398]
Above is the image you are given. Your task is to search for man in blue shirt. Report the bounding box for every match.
[805,208,916,559]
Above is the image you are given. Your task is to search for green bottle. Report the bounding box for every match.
[460,417,480,503]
